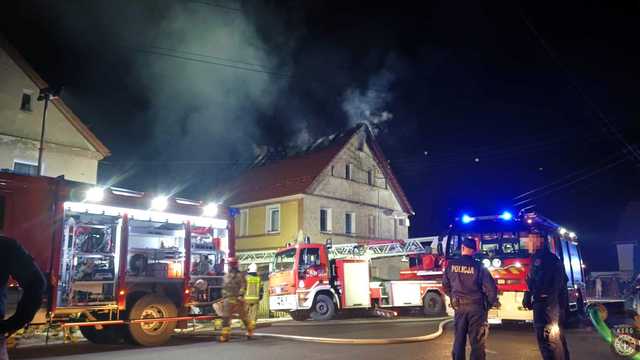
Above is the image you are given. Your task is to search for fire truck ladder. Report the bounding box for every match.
[237,237,437,264]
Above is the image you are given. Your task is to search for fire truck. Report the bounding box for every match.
[442,211,586,323]
[1,172,233,346]
[268,238,447,321]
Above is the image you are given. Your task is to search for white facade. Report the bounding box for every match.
[0,38,109,183]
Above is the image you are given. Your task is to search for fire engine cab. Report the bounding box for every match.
[0,172,231,346]
[444,211,586,323]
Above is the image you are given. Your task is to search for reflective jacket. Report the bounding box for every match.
[245,274,261,304]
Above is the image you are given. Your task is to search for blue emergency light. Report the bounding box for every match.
[499,211,513,221]
[461,214,475,224]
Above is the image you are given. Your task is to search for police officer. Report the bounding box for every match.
[523,234,570,360]
[0,236,46,360]
[245,263,263,328]
[443,237,498,360]
[219,258,253,342]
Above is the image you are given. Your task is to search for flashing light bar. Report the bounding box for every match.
[64,202,227,228]
[499,211,513,221]
[461,214,475,224]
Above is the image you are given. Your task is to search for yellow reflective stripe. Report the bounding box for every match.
[245,275,261,301]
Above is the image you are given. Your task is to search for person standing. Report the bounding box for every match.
[0,236,46,360]
[244,263,263,331]
[218,258,253,342]
[443,237,499,360]
[523,234,570,360]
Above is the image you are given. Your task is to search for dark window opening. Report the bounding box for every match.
[368,170,373,185]
[13,161,38,176]
[20,93,32,112]
[0,195,5,230]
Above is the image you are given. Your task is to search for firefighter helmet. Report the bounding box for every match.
[227,257,239,269]
[248,263,257,273]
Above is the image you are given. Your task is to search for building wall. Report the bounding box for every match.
[235,199,301,251]
[0,47,101,183]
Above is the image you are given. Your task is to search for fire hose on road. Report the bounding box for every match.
[251,318,453,345]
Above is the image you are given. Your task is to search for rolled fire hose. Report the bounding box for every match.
[587,304,640,360]
[253,318,453,345]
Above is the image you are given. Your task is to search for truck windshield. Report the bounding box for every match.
[448,232,530,259]
[273,248,296,272]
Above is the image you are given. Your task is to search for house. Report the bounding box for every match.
[0,36,110,183]
[218,124,414,279]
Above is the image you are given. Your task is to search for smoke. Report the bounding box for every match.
[342,65,396,135]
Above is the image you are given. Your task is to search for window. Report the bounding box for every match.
[398,218,406,227]
[273,248,296,272]
[345,212,356,235]
[367,170,373,185]
[368,215,377,236]
[13,161,38,176]
[239,209,249,236]
[20,92,32,112]
[345,164,352,180]
[0,195,5,231]
[266,204,280,233]
[299,248,321,272]
[331,166,335,176]
[320,208,332,233]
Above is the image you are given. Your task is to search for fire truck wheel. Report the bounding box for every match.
[290,310,310,321]
[79,314,125,345]
[422,292,445,316]
[125,294,177,346]
[310,294,336,321]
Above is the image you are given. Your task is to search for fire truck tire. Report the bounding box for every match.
[79,314,125,345]
[125,294,177,346]
[310,294,336,321]
[290,310,310,321]
[422,292,445,316]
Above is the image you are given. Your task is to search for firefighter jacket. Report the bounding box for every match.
[443,255,498,308]
[222,270,246,300]
[245,274,261,304]
[0,236,46,335]
[526,248,568,305]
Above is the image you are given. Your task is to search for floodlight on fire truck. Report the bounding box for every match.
[558,227,567,235]
[482,259,491,268]
[85,187,105,202]
[569,232,577,239]
[202,202,218,217]
[151,196,169,211]
[491,258,502,268]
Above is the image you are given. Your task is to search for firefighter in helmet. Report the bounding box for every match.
[245,263,263,326]
[443,237,499,360]
[523,233,570,360]
[219,258,253,342]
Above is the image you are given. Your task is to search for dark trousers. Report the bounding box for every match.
[533,301,570,360]
[452,305,489,360]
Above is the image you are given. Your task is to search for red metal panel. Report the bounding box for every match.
[117,214,129,309]
[183,221,192,306]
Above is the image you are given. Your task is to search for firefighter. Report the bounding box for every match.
[523,234,570,360]
[0,236,46,360]
[443,237,498,360]
[245,263,263,326]
[219,258,253,342]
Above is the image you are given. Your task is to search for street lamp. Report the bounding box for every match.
[36,86,61,176]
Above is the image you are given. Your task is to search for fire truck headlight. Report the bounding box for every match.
[202,202,218,217]
[482,259,491,268]
[298,280,305,289]
[492,258,502,268]
[85,187,105,202]
[151,196,169,211]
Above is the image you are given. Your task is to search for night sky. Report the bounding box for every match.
[2,1,639,271]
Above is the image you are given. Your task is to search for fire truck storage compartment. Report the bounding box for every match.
[188,226,226,305]
[389,281,423,307]
[58,211,120,307]
[127,220,185,279]
[340,260,371,308]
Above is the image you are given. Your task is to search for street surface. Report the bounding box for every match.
[10,318,618,360]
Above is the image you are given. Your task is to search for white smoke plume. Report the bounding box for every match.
[342,66,396,135]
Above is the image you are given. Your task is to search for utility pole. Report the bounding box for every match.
[36,87,60,176]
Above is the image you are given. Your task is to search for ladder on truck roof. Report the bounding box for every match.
[237,237,438,264]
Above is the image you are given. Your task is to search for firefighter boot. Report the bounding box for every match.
[246,321,256,339]
[219,327,231,343]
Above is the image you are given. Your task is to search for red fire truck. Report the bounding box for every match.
[1,172,233,346]
[268,239,446,321]
[443,211,586,323]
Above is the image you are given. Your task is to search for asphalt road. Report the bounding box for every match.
[9,319,619,360]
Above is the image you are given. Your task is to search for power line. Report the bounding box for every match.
[122,45,292,78]
[183,0,242,12]
[518,8,640,163]
[145,44,280,71]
